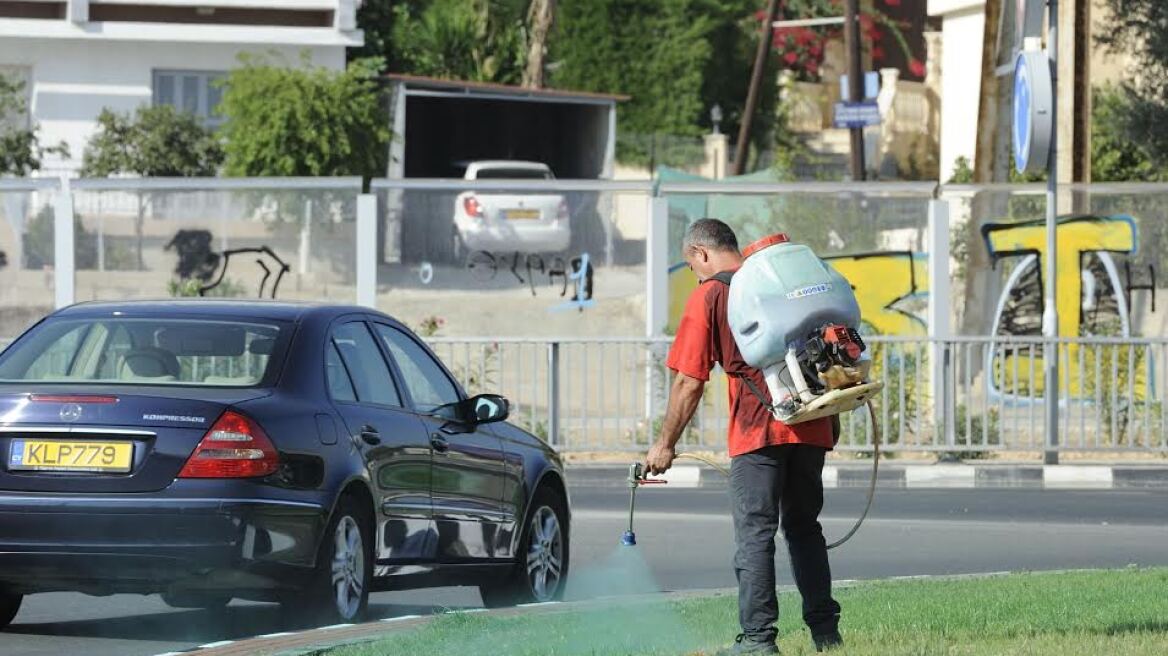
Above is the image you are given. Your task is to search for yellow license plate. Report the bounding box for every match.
[505,209,540,220]
[8,440,134,473]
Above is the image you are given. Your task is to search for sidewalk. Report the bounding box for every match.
[565,462,1168,489]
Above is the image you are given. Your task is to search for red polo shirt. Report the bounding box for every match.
[665,271,834,457]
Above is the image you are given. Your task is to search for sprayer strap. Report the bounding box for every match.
[708,270,773,407]
[731,372,772,406]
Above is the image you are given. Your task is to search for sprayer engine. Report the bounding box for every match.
[802,324,869,392]
[727,234,883,424]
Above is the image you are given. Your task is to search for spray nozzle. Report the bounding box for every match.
[627,462,668,488]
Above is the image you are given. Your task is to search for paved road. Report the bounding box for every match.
[3,487,1167,656]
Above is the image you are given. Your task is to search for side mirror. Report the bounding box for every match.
[464,393,509,425]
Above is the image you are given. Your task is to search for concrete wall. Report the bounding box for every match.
[0,40,345,175]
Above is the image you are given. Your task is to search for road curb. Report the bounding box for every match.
[565,463,1168,489]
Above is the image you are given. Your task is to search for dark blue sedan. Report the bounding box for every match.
[0,301,570,625]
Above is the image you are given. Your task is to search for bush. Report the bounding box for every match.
[218,53,389,183]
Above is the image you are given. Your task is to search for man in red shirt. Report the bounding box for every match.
[645,219,842,654]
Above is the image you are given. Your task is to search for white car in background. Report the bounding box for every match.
[452,161,571,260]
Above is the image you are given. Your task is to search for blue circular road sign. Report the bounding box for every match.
[1013,50,1053,175]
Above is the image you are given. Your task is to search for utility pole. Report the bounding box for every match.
[973,0,1004,183]
[733,0,780,176]
[1043,0,1060,465]
[843,0,865,181]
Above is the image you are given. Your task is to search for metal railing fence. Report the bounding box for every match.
[429,336,1167,454]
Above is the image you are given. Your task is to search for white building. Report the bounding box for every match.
[928,0,1135,182]
[927,0,985,182]
[0,0,364,176]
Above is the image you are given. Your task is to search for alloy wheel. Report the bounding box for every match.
[525,506,563,601]
[330,515,365,620]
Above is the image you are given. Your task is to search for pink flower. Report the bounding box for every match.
[784,51,799,65]
[884,0,901,6]
[909,58,926,77]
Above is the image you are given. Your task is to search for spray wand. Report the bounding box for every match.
[621,462,667,546]
[622,400,882,550]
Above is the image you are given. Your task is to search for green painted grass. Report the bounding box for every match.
[330,568,1168,656]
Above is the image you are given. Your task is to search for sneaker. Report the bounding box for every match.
[714,633,780,655]
[812,631,843,652]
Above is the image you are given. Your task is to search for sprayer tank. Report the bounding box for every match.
[727,238,860,370]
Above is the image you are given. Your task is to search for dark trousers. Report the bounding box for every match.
[730,444,840,642]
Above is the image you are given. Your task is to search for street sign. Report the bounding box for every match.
[1012,49,1052,174]
[833,101,881,129]
[839,72,879,101]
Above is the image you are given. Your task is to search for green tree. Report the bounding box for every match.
[390,0,528,83]
[218,54,390,181]
[551,0,718,165]
[81,105,223,177]
[1091,85,1168,182]
[81,105,223,270]
[1098,0,1168,171]
[0,72,68,175]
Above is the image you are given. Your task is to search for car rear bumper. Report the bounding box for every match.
[0,492,327,596]
[456,220,571,254]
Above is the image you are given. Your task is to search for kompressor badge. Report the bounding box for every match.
[786,283,833,300]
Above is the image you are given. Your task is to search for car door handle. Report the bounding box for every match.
[359,425,381,446]
[430,433,449,453]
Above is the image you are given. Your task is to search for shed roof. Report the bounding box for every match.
[385,73,630,105]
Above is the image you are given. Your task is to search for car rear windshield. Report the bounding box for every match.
[473,167,552,180]
[0,318,285,387]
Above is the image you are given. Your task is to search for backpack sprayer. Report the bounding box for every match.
[625,234,883,550]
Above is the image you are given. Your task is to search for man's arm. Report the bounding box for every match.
[645,371,706,475]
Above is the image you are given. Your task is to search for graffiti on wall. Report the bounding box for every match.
[982,214,1155,400]
[824,252,927,336]
[166,229,290,298]
[462,250,595,310]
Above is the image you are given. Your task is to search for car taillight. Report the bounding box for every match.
[557,199,569,222]
[178,409,278,479]
[464,195,484,219]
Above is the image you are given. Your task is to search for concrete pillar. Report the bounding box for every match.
[645,197,669,338]
[928,199,954,446]
[356,194,377,308]
[701,134,729,180]
[337,0,358,31]
[67,0,88,23]
[53,187,74,309]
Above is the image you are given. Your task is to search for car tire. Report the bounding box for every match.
[479,486,569,608]
[290,494,373,624]
[161,591,231,610]
[0,590,22,629]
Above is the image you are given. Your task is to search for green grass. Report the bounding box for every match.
[329,568,1168,656]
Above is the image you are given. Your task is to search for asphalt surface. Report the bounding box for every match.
[3,487,1167,656]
